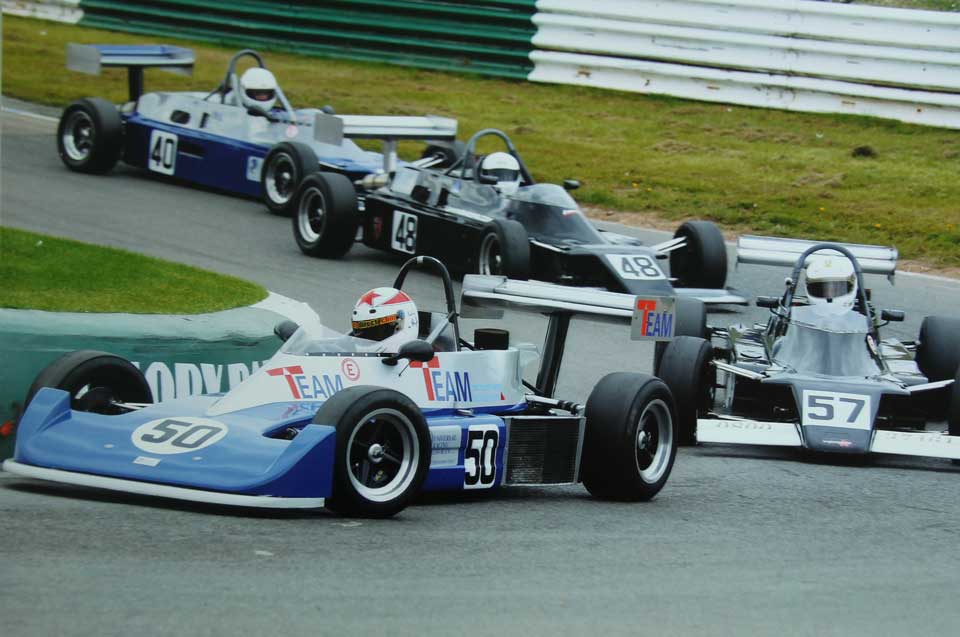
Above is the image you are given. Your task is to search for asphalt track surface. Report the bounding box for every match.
[2,102,960,636]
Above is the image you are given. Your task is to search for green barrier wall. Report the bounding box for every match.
[0,306,287,459]
[78,0,538,77]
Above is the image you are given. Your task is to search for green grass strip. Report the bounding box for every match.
[0,227,266,314]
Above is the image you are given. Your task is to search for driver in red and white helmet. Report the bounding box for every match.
[350,287,419,349]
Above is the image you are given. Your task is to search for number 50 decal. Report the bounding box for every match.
[464,424,499,489]
[801,391,871,429]
[148,130,178,175]
[131,417,228,454]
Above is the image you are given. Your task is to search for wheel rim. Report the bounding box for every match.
[297,185,326,244]
[346,408,420,503]
[634,398,673,483]
[265,152,296,205]
[62,111,95,162]
[73,383,124,415]
[478,233,502,275]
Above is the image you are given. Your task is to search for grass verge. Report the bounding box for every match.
[2,15,959,268]
[0,226,266,313]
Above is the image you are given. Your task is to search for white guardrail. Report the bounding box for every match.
[2,0,81,22]
[530,0,960,129]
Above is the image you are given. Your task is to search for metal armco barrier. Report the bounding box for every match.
[77,0,538,78]
[0,294,315,460]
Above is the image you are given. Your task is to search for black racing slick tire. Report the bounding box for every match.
[654,297,707,374]
[669,220,728,290]
[25,350,152,415]
[916,316,960,382]
[948,368,960,465]
[656,336,714,446]
[477,218,531,280]
[293,172,358,258]
[56,98,124,174]
[314,386,431,518]
[262,141,320,215]
[581,373,677,502]
[420,140,467,169]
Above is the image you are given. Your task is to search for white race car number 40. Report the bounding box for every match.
[148,130,178,175]
[801,391,871,429]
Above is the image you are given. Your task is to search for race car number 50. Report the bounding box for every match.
[464,424,498,489]
[148,130,178,176]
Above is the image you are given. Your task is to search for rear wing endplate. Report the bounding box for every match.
[737,235,898,277]
[314,112,457,172]
[67,43,194,101]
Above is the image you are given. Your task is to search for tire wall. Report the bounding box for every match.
[0,305,290,459]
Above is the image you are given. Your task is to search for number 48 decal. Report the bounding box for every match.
[391,211,418,254]
[148,130,178,176]
[605,254,665,280]
[801,391,871,429]
[464,424,499,489]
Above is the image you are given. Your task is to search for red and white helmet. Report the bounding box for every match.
[350,287,419,343]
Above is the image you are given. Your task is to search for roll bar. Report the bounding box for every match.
[392,256,461,348]
[443,128,535,186]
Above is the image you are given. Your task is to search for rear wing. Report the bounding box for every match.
[313,112,457,172]
[461,275,676,397]
[67,43,194,101]
[737,235,898,277]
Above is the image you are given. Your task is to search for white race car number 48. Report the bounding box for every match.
[605,254,665,280]
[801,391,871,429]
[392,211,418,254]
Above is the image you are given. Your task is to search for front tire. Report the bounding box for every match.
[56,98,123,174]
[581,373,677,501]
[262,141,319,215]
[656,336,714,446]
[25,350,152,414]
[669,220,727,289]
[314,386,430,518]
[948,368,960,465]
[477,218,530,279]
[293,172,358,258]
[654,297,706,374]
[916,316,960,381]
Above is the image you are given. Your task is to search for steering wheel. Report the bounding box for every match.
[443,128,535,187]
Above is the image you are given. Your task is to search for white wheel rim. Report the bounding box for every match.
[265,152,296,204]
[478,233,502,275]
[297,186,325,243]
[635,398,673,483]
[62,111,95,161]
[346,408,420,502]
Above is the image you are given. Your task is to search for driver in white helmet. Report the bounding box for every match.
[479,152,521,195]
[350,287,420,351]
[804,255,857,316]
[239,67,278,113]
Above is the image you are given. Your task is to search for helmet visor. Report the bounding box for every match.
[351,314,399,341]
[245,88,275,103]
[807,279,853,300]
[484,168,519,182]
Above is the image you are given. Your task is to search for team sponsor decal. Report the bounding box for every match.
[341,358,361,382]
[801,391,871,429]
[131,417,228,455]
[285,125,299,139]
[130,359,268,403]
[630,296,676,341]
[430,425,462,468]
[464,424,498,489]
[266,365,345,400]
[148,130,178,175]
[410,359,472,402]
[246,156,264,181]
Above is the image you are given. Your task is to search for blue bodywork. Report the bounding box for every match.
[14,387,507,499]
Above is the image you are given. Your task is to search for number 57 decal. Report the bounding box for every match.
[801,391,872,429]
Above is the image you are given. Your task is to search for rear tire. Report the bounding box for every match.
[916,316,960,381]
[262,141,319,215]
[669,220,727,289]
[56,98,123,174]
[948,368,960,465]
[477,219,530,280]
[656,336,714,446]
[25,350,152,415]
[654,297,706,374]
[293,172,358,258]
[581,373,677,501]
[314,386,430,518]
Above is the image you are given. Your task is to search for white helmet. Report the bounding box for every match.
[480,152,521,195]
[239,67,278,112]
[351,287,419,345]
[805,255,857,314]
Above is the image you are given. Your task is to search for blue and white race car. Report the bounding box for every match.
[56,45,457,214]
[3,257,680,517]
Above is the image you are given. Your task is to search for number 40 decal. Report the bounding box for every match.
[148,130,178,176]
[464,424,498,489]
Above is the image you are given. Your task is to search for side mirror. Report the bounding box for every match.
[478,173,498,185]
[563,179,581,191]
[382,339,435,366]
[755,296,780,309]
[274,320,299,342]
[881,309,905,322]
